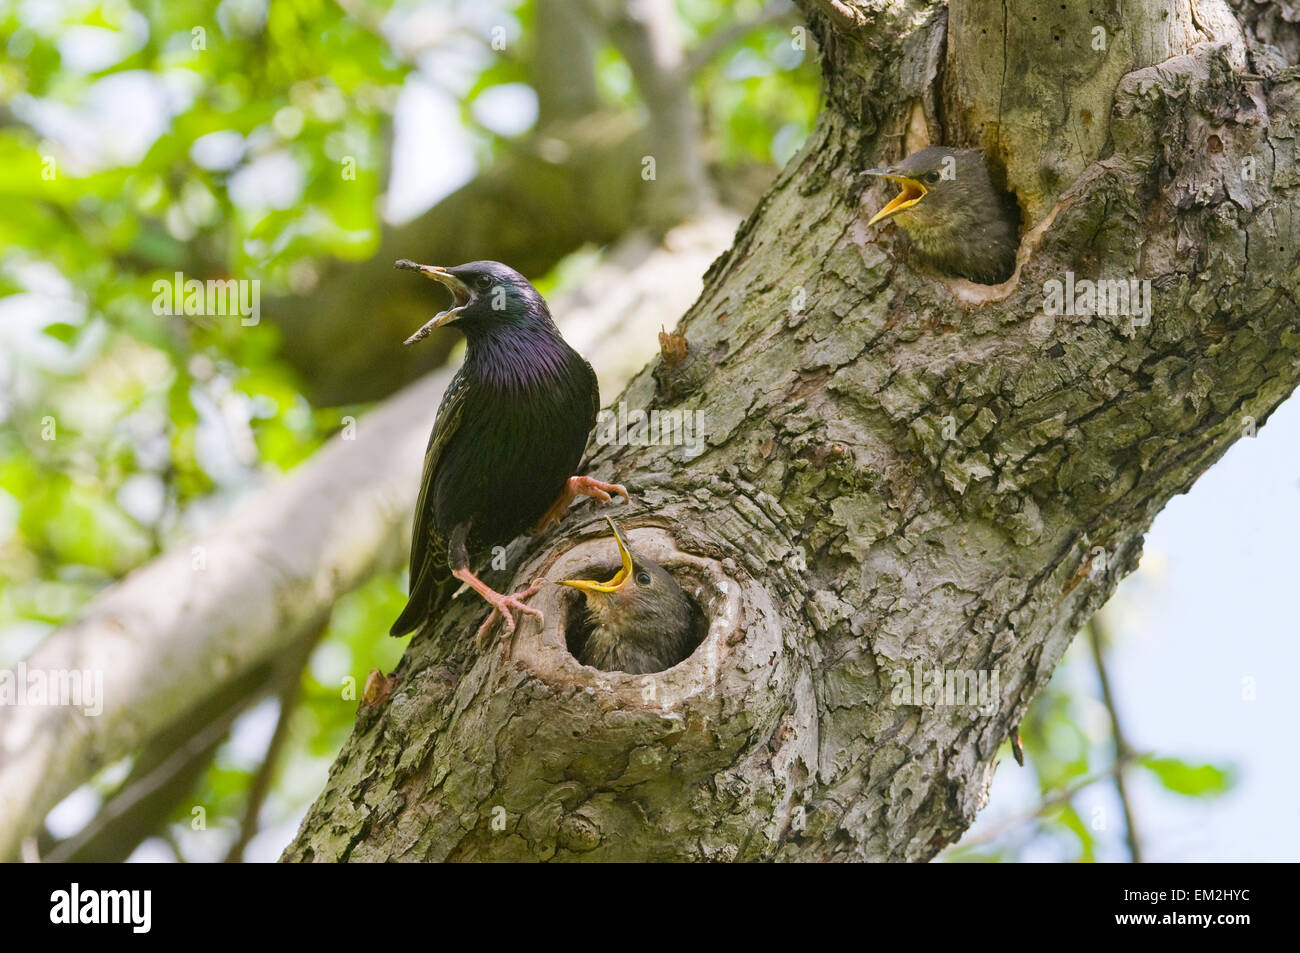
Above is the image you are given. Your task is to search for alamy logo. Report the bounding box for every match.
[1042,272,1152,329]
[890,663,999,714]
[152,272,260,326]
[50,884,151,933]
[594,401,706,459]
[0,663,102,716]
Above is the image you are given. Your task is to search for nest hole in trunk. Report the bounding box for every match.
[507,522,746,707]
[558,558,712,674]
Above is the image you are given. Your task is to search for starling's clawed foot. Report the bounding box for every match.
[450,567,545,645]
[472,580,545,646]
[536,475,630,533]
[571,475,630,505]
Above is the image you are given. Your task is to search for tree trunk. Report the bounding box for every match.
[945,0,1245,221]
[282,0,1300,862]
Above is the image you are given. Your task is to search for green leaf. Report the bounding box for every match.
[1053,803,1096,862]
[1140,756,1235,798]
[42,322,80,343]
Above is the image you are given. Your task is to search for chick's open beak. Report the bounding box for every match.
[865,171,928,227]
[395,259,473,344]
[560,517,635,596]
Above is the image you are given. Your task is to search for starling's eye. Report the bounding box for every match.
[475,275,494,292]
[925,171,941,184]
[636,571,651,586]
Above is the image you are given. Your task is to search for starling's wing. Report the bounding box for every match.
[389,369,470,637]
[581,354,600,432]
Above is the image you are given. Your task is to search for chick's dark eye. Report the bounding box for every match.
[636,571,651,586]
[475,275,493,292]
[925,171,941,183]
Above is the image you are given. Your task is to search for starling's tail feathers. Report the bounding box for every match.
[388,596,424,638]
[389,559,455,637]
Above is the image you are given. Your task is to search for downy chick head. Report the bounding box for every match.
[865,146,1019,284]
[559,518,696,671]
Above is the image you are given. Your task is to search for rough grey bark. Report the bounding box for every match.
[945,0,1245,220]
[284,0,1300,861]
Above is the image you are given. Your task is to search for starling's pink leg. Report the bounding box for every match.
[452,568,544,644]
[535,475,630,533]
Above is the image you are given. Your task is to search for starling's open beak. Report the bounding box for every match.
[559,517,634,597]
[865,171,928,226]
[395,259,473,344]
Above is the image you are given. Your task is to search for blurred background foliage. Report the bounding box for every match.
[0,0,1240,862]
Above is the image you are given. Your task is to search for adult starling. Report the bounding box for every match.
[560,518,699,674]
[389,259,628,641]
[865,146,1019,284]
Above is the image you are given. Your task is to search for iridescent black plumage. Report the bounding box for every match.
[389,260,623,640]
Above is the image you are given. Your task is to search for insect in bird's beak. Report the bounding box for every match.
[864,170,929,226]
[395,259,474,344]
[559,517,635,596]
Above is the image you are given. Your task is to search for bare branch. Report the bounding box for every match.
[224,626,322,863]
[955,751,1148,852]
[802,0,868,31]
[684,1,799,76]
[581,0,712,227]
[1088,615,1144,863]
[534,0,602,124]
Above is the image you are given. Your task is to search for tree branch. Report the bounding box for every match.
[223,624,322,863]
[1087,615,1143,863]
[39,655,283,863]
[43,691,252,863]
[954,750,1148,853]
[804,0,868,31]
[581,0,713,228]
[534,0,603,125]
[683,2,799,77]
